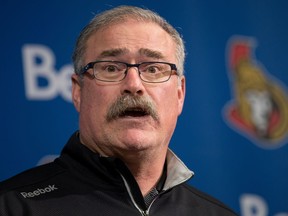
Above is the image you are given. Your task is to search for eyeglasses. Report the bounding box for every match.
[80,61,178,83]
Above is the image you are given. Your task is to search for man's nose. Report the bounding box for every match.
[120,67,144,95]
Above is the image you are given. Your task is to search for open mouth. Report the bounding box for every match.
[120,107,149,118]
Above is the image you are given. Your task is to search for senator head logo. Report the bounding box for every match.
[224,36,288,148]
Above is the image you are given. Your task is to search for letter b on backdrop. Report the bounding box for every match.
[22,44,73,102]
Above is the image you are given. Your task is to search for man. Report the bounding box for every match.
[0,5,237,215]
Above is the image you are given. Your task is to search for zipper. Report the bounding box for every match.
[119,173,149,216]
[145,190,165,215]
[141,211,149,216]
[119,172,169,216]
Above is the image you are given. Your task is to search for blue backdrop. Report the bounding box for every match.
[1,1,288,215]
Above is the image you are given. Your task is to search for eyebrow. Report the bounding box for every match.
[97,48,129,59]
[139,48,165,59]
[96,47,165,60]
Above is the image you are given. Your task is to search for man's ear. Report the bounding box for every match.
[71,73,81,112]
[177,75,186,115]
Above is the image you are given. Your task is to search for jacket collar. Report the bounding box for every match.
[164,149,194,191]
[61,131,194,191]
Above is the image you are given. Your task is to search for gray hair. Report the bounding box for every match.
[72,5,186,76]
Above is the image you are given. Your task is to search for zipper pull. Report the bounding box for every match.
[141,210,149,216]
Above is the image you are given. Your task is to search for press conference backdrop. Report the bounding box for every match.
[1,0,288,215]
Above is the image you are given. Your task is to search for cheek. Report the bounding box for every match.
[80,85,110,121]
[154,87,180,119]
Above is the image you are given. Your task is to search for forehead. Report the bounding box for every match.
[84,20,176,62]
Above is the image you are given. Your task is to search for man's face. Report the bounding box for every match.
[72,19,185,157]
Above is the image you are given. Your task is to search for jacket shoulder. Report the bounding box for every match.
[180,183,238,215]
[0,161,65,194]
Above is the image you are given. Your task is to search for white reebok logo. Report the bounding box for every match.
[20,184,58,198]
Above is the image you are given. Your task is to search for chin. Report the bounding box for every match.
[118,133,156,151]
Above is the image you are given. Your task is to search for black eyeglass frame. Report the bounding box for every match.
[80,60,178,83]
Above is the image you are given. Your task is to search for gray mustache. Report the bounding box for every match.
[106,95,159,122]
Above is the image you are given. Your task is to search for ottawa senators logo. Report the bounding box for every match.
[224,36,288,148]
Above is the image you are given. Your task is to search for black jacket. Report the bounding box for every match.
[0,132,238,216]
